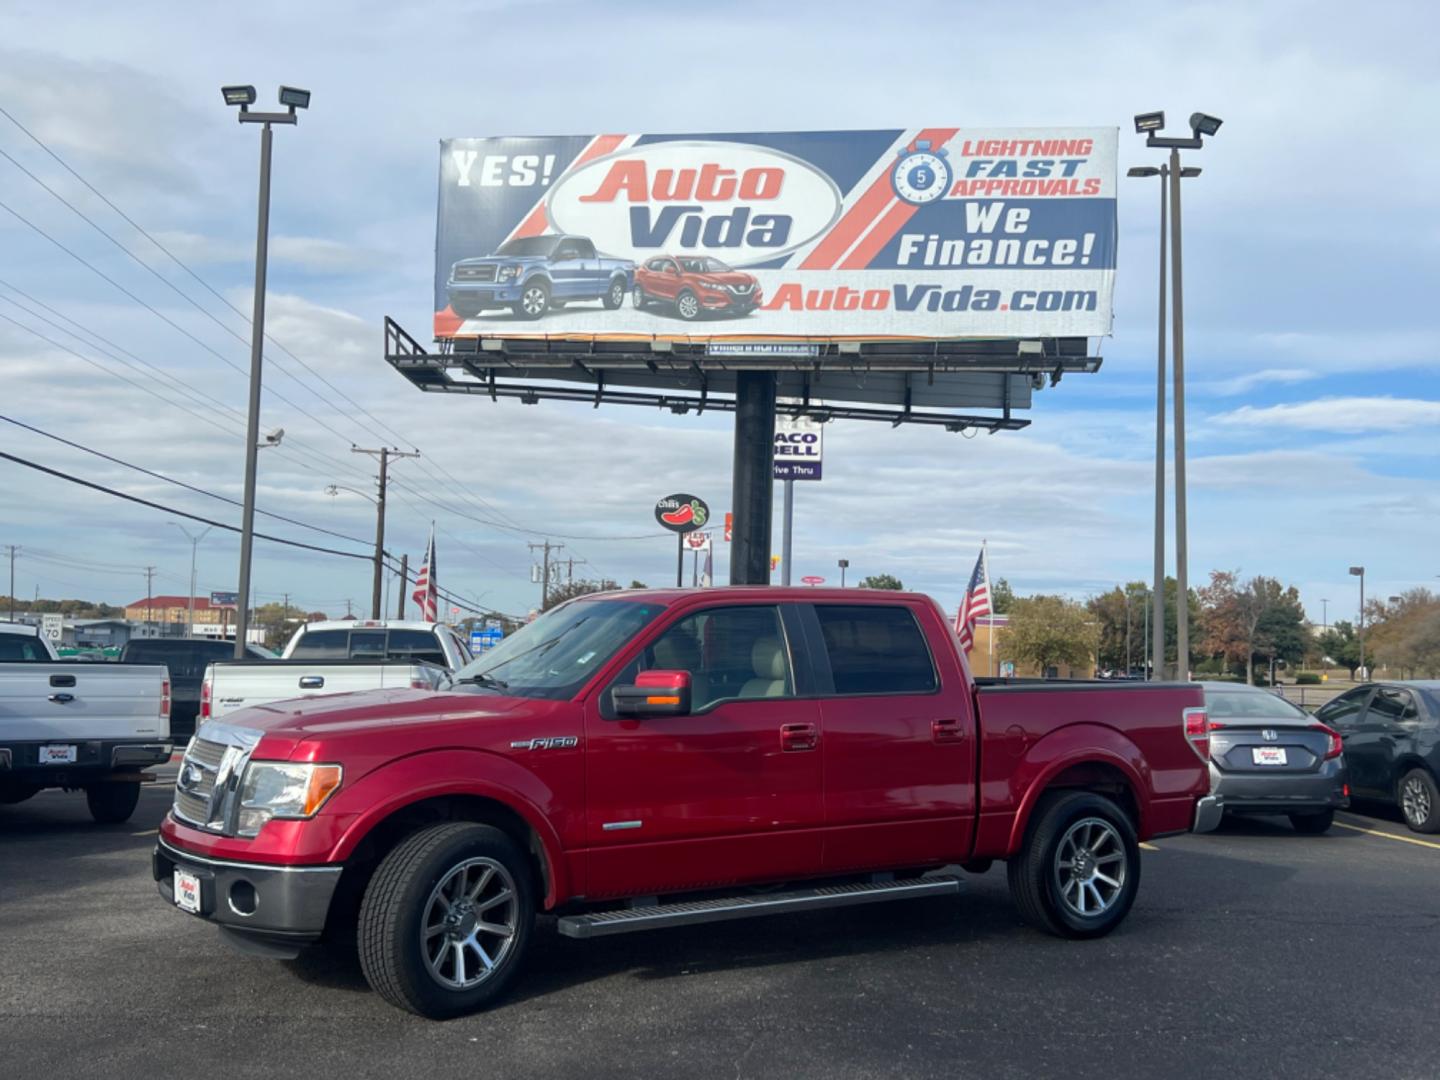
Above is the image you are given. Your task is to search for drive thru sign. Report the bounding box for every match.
[774,412,823,481]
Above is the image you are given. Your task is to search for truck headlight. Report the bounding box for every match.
[235,762,343,838]
[497,265,522,282]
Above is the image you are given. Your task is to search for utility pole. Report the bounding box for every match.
[5,545,16,622]
[345,598,353,618]
[529,541,562,610]
[397,554,408,618]
[352,446,420,619]
[144,566,156,633]
[282,592,290,642]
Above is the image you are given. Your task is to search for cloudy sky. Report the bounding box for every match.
[1,0,1436,624]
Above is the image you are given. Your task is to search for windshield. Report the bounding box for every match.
[453,597,664,700]
[495,236,561,258]
[678,256,732,274]
[1204,688,1309,721]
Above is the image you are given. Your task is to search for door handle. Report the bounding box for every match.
[49,692,76,704]
[932,719,965,742]
[780,722,818,752]
[299,675,325,689]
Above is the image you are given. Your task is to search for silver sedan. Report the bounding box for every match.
[1200,682,1349,834]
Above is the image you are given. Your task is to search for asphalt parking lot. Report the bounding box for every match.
[3,773,1438,1080]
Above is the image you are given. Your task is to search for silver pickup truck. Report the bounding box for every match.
[0,623,171,823]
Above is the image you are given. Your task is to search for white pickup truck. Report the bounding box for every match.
[0,622,172,823]
[198,620,468,723]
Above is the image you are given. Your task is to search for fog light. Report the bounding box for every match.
[229,879,259,917]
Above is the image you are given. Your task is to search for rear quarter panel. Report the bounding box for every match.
[974,683,1207,856]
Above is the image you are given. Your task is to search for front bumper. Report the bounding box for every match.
[1192,795,1224,834]
[447,281,522,305]
[699,291,760,313]
[153,837,341,953]
[0,739,170,787]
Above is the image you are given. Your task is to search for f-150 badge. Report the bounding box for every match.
[892,140,951,205]
[510,737,579,750]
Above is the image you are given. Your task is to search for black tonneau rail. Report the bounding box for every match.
[975,678,1197,692]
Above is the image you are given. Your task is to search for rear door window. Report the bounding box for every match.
[288,630,350,659]
[388,629,447,665]
[0,635,48,661]
[812,605,938,695]
[1367,687,1419,729]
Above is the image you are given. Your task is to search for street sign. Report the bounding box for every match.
[654,494,710,534]
[774,410,824,481]
[801,576,826,586]
[684,531,712,552]
[41,613,63,642]
[210,591,238,609]
[470,626,505,653]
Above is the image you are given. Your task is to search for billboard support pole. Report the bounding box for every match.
[730,372,776,586]
[675,533,684,589]
[781,479,794,587]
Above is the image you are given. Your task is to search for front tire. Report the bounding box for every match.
[1007,790,1140,939]
[675,289,701,321]
[603,276,626,310]
[1290,809,1334,835]
[1399,769,1440,833]
[358,822,534,1019]
[86,781,140,824]
[512,280,550,320]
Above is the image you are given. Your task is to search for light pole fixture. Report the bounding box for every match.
[1349,566,1365,679]
[1132,109,1220,681]
[169,522,213,636]
[838,558,849,588]
[1320,597,1329,633]
[224,84,310,658]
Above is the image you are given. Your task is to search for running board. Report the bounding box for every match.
[557,875,961,939]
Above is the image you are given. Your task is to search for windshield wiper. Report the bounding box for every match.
[456,673,509,690]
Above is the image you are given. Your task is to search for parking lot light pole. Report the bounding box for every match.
[838,558,849,588]
[223,84,309,658]
[169,523,213,635]
[1349,566,1365,679]
[1132,110,1220,679]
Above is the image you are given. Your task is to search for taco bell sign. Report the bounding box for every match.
[774,412,823,481]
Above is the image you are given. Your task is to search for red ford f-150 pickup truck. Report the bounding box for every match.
[154,588,1219,1019]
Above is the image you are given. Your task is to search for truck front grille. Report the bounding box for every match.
[172,725,262,834]
[455,265,498,282]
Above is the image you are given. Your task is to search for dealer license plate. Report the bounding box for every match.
[1252,747,1288,766]
[173,869,202,914]
[39,744,77,764]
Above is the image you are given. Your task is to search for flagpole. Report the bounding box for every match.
[984,540,994,677]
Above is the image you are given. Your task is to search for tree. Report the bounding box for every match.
[542,578,620,612]
[1197,571,1304,684]
[999,595,1097,677]
[628,580,648,590]
[857,574,904,591]
[1369,589,1440,678]
[1086,581,1148,673]
[1317,621,1362,679]
[990,577,1016,614]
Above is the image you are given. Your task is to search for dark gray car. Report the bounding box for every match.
[1201,681,1348,834]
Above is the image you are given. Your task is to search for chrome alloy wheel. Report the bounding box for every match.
[677,291,700,319]
[609,280,625,306]
[1402,776,1432,828]
[521,285,548,316]
[421,857,519,991]
[1054,817,1127,918]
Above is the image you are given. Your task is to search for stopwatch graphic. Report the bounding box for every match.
[891,140,951,206]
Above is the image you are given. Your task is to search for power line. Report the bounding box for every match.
[0,412,374,548]
[0,449,377,563]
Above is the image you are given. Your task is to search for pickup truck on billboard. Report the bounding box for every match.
[435,129,1117,340]
[446,234,633,320]
[154,587,1217,1019]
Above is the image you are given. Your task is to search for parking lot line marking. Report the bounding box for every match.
[131,829,156,837]
[1139,842,1159,851]
[1334,821,1440,851]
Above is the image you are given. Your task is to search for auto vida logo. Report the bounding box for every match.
[545,141,843,267]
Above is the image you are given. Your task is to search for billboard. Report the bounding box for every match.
[435,128,1116,342]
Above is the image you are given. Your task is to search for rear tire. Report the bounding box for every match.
[86,781,140,824]
[1399,769,1440,833]
[357,822,534,1019]
[1289,809,1334,835]
[633,283,650,309]
[1007,790,1140,939]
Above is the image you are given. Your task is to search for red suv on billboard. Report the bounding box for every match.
[632,255,762,320]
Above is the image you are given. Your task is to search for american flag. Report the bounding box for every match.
[955,546,991,655]
[412,527,438,622]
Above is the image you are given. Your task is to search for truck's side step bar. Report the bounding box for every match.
[557,875,961,939]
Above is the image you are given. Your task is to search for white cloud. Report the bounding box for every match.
[1194,369,1317,396]
[1211,397,1440,434]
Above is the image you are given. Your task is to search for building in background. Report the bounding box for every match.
[122,596,228,637]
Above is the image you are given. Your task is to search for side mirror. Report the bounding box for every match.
[612,669,691,717]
